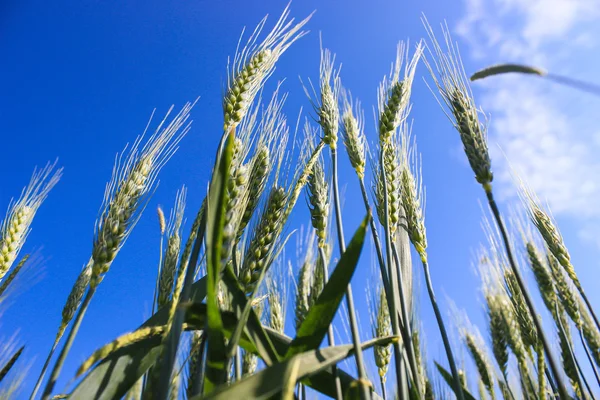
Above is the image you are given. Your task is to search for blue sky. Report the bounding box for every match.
[1,0,599,397]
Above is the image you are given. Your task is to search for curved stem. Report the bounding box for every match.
[421,257,464,400]
[485,186,570,399]
[331,148,369,399]
[42,286,96,400]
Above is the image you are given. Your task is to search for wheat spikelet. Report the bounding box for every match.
[0,162,62,281]
[377,41,422,146]
[525,242,556,314]
[0,255,29,298]
[548,253,581,328]
[503,268,537,352]
[536,340,546,400]
[520,187,578,287]
[90,104,193,287]
[76,325,170,377]
[267,276,286,334]
[157,188,186,308]
[223,5,310,131]
[186,331,204,398]
[485,293,509,378]
[306,154,329,249]
[316,48,340,149]
[59,261,93,337]
[157,206,166,235]
[294,231,315,330]
[239,186,287,294]
[399,121,427,258]
[424,22,492,186]
[237,145,270,238]
[373,288,392,382]
[465,334,495,399]
[0,345,24,382]
[340,92,366,179]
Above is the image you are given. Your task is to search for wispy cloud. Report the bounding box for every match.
[455,0,600,245]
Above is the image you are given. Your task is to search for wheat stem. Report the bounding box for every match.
[485,187,570,399]
[579,329,600,387]
[330,148,370,399]
[42,285,95,399]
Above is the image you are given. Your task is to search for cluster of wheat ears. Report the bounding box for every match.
[1,5,599,400]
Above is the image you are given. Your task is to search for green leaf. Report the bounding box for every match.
[69,276,207,400]
[435,362,477,400]
[203,130,235,392]
[285,214,368,359]
[221,265,280,365]
[195,336,398,400]
[470,64,546,81]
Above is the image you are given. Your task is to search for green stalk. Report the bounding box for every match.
[42,286,96,400]
[579,329,600,386]
[419,255,464,400]
[378,153,410,397]
[391,242,423,397]
[318,246,344,400]
[330,148,370,399]
[29,338,60,400]
[380,376,387,400]
[155,203,207,400]
[485,186,570,399]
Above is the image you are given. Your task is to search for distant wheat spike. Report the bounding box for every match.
[465,334,495,399]
[267,274,286,334]
[316,47,341,149]
[91,103,193,287]
[525,242,557,314]
[223,5,311,131]
[377,41,423,146]
[0,255,29,298]
[373,288,392,381]
[309,246,328,308]
[157,188,186,308]
[496,292,529,375]
[294,231,315,330]
[0,162,62,281]
[236,89,288,241]
[59,260,93,337]
[519,186,577,285]
[399,121,427,258]
[157,206,166,235]
[306,153,329,249]
[340,92,366,179]
[503,268,537,352]
[485,293,509,378]
[0,345,24,382]
[186,331,204,398]
[424,22,492,186]
[548,253,581,328]
[239,186,287,294]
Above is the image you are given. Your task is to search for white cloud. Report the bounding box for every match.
[456,0,600,243]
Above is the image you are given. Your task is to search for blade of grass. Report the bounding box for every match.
[434,362,477,400]
[285,214,368,357]
[196,337,399,400]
